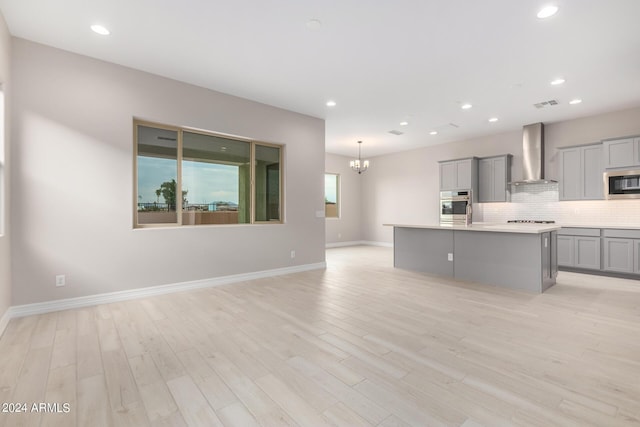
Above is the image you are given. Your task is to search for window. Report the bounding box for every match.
[136,125,178,225]
[135,121,283,227]
[255,144,281,222]
[182,131,250,225]
[325,173,339,218]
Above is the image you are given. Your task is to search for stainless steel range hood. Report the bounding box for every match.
[510,122,557,185]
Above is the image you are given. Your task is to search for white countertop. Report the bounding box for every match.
[384,222,562,234]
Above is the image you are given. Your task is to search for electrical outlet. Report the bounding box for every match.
[55,275,65,287]
[447,253,454,262]
[290,250,296,259]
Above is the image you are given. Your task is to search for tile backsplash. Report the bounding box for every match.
[475,182,640,226]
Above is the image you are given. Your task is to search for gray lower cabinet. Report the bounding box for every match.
[603,238,634,273]
[574,237,601,270]
[557,228,601,270]
[478,155,511,203]
[557,235,574,266]
[557,232,601,270]
[558,227,640,277]
[558,143,603,200]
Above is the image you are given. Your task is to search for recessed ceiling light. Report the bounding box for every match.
[488,117,499,123]
[461,103,472,110]
[537,5,558,19]
[399,121,408,126]
[326,100,336,107]
[90,24,110,35]
[550,78,565,85]
[430,131,438,135]
[306,19,322,30]
[569,98,583,105]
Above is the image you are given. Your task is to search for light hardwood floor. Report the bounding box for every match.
[1,245,639,426]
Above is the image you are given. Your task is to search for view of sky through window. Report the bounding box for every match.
[325,174,337,203]
[138,157,239,205]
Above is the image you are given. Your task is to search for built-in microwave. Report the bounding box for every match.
[440,190,472,224]
[604,169,640,199]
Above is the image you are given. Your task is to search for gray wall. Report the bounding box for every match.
[362,131,521,243]
[325,152,362,245]
[10,39,326,305]
[545,107,640,181]
[0,13,10,318]
[362,106,640,244]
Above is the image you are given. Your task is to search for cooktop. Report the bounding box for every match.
[507,220,556,224]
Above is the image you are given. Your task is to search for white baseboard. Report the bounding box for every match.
[325,240,363,248]
[326,240,393,248]
[4,261,326,322]
[0,308,10,338]
[360,240,394,248]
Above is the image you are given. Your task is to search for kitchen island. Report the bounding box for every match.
[385,223,561,293]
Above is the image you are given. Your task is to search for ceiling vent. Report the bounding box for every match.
[533,99,559,109]
[388,130,404,135]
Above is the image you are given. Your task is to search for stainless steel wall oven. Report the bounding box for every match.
[440,190,471,224]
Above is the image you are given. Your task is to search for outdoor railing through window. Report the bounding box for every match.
[135,121,283,227]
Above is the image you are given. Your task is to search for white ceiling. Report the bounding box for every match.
[1,0,640,157]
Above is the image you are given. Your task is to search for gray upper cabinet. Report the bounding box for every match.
[558,143,603,200]
[478,155,511,203]
[439,161,457,190]
[558,147,580,200]
[439,157,478,195]
[603,137,640,169]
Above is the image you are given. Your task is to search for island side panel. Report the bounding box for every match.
[453,230,543,292]
[394,227,454,277]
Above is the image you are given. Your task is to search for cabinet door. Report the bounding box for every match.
[635,138,640,167]
[541,232,551,282]
[558,148,581,200]
[557,236,574,267]
[603,138,636,169]
[581,145,604,200]
[456,159,472,189]
[440,162,457,190]
[574,237,601,270]
[550,231,558,279]
[478,158,493,202]
[492,156,507,202]
[603,238,634,273]
[635,240,640,274]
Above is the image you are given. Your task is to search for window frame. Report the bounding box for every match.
[133,119,284,228]
[0,84,5,236]
[324,172,340,219]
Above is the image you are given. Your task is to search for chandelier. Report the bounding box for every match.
[350,140,369,174]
